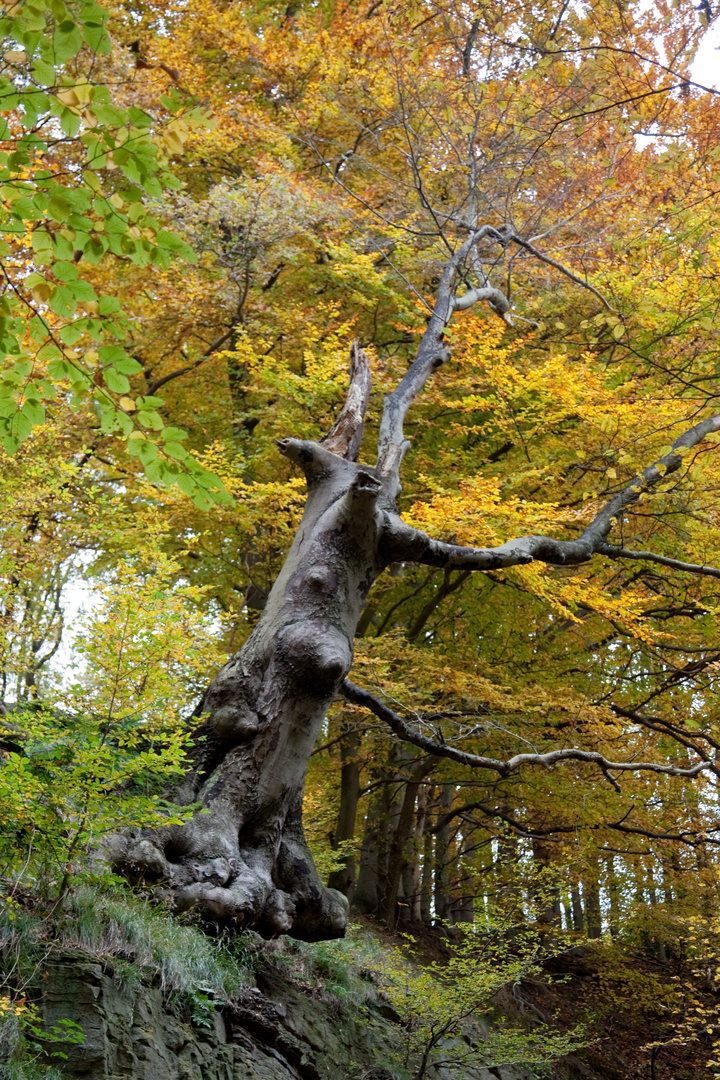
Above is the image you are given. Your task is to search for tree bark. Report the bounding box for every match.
[531,838,562,933]
[354,763,395,915]
[409,784,428,922]
[584,861,603,939]
[420,809,433,924]
[433,784,454,924]
[570,884,584,933]
[110,416,402,939]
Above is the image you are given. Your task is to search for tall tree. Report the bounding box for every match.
[3,0,720,941]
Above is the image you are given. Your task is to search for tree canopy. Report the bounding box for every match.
[3,0,720,1040]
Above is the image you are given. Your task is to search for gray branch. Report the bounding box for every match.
[597,542,720,579]
[453,283,512,320]
[509,233,613,311]
[375,223,616,480]
[340,680,711,781]
[384,412,720,569]
[375,226,506,479]
[433,800,720,847]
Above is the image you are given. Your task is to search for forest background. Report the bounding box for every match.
[4,0,720,1074]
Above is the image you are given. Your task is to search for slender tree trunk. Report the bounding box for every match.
[434,784,454,924]
[327,720,361,900]
[355,764,395,915]
[420,810,433,924]
[605,855,620,939]
[570,884,584,932]
[381,760,436,926]
[531,837,562,932]
[584,862,603,939]
[410,784,428,922]
[451,889,475,924]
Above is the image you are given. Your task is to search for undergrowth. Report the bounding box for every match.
[1,883,252,998]
[62,885,249,997]
[2,889,592,1080]
[278,924,385,1009]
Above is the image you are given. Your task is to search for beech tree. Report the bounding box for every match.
[3,0,720,944]
[109,265,720,938]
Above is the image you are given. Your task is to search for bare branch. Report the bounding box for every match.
[597,542,720,579]
[384,412,720,570]
[375,222,621,480]
[453,283,512,321]
[319,341,372,461]
[146,327,236,395]
[581,412,720,541]
[375,225,506,478]
[433,800,720,847]
[509,233,613,310]
[340,680,712,781]
[462,17,482,75]
[611,703,720,754]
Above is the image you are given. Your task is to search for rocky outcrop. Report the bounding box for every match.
[41,950,535,1080]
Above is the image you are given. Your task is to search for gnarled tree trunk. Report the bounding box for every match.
[108,226,720,941]
[110,348,384,940]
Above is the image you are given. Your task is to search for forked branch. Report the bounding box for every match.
[383,412,720,572]
[375,224,613,479]
[433,801,720,847]
[597,543,720,579]
[375,226,505,478]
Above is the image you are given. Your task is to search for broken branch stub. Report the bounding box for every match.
[319,340,372,461]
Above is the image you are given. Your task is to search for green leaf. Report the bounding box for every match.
[67,278,97,303]
[113,356,142,375]
[31,228,53,262]
[11,408,34,442]
[99,345,129,365]
[59,322,85,346]
[175,473,197,497]
[30,57,56,85]
[52,260,79,281]
[192,492,214,511]
[115,411,133,435]
[36,343,63,365]
[98,296,121,315]
[50,285,77,317]
[104,369,130,394]
[161,426,188,442]
[137,408,163,431]
[53,19,83,62]
[22,399,45,426]
[47,358,73,379]
[49,194,72,220]
[12,357,33,378]
[137,439,159,465]
[163,441,188,460]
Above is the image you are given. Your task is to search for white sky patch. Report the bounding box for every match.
[49,562,103,689]
[692,19,720,89]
